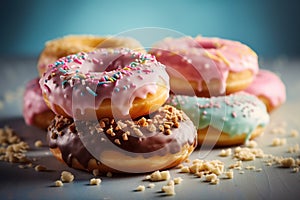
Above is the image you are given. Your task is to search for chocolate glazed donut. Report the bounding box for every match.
[47,105,197,173]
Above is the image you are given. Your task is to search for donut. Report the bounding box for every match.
[23,78,55,129]
[39,48,170,120]
[149,36,259,97]
[166,93,270,146]
[47,105,197,173]
[37,35,144,76]
[244,69,286,112]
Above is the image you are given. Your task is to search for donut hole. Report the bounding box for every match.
[197,41,221,50]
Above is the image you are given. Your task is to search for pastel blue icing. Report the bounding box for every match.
[167,93,270,140]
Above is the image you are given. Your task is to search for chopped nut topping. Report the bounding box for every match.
[92,169,100,176]
[114,139,121,145]
[165,129,172,135]
[137,117,148,127]
[133,128,143,137]
[122,133,128,141]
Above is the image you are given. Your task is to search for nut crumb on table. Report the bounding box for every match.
[55,180,63,187]
[135,185,145,192]
[35,164,47,172]
[90,178,102,186]
[34,140,43,147]
[60,171,74,182]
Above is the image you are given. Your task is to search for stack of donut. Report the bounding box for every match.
[150,36,286,146]
[23,35,145,129]
[22,34,286,172]
[39,48,197,173]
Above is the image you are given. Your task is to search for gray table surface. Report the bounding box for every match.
[0,57,300,200]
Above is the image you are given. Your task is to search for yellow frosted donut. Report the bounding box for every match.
[37,35,144,76]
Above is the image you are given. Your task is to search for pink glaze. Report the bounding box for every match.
[244,69,286,107]
[149,36,259,95]
[39,48,169,119]
[23,78,52,125]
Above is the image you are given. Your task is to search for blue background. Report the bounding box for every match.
[1,0,300,58]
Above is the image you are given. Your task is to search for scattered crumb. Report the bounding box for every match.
[188,159,224,176]
[106,172,112,177]
[280,157,295,168]
[234,147,264,161]
[167,180,174,186]
[224,170,234,179]
[245,165,256,170]
[210,178,220,185]
[147,170,170,181]
[287,144,299,153]
[256,168,263,172]
[90,178,102,186]
[205,173,217,182]
[272,138,286,146]
[246,140,258,148]
[144,175,151,180]
[34,140,43,148]
[34,164,47,172]
[180,166,190,173]
[173,177,183,185]
[229,160,243,169]
[219,148,232,157]
[290,129,299,138]
[292,167,299,173]
[296,159,300,166]
[60,171,74,182]
[161,184,175,196]
[0,126,30,163]
[135,185,145,192]
[205,174,219,184]
[239,171,245,174]
[271,127,286,135]
[55,180,63,187]
[266,162,273,166]
[147,183,155,188]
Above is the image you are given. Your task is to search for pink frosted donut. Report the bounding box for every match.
[244,69,286,112]
[149,36,259,97]
[23,78,55,129]
[39,48,170,120]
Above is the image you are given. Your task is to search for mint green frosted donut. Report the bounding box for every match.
[167,93,269,141]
